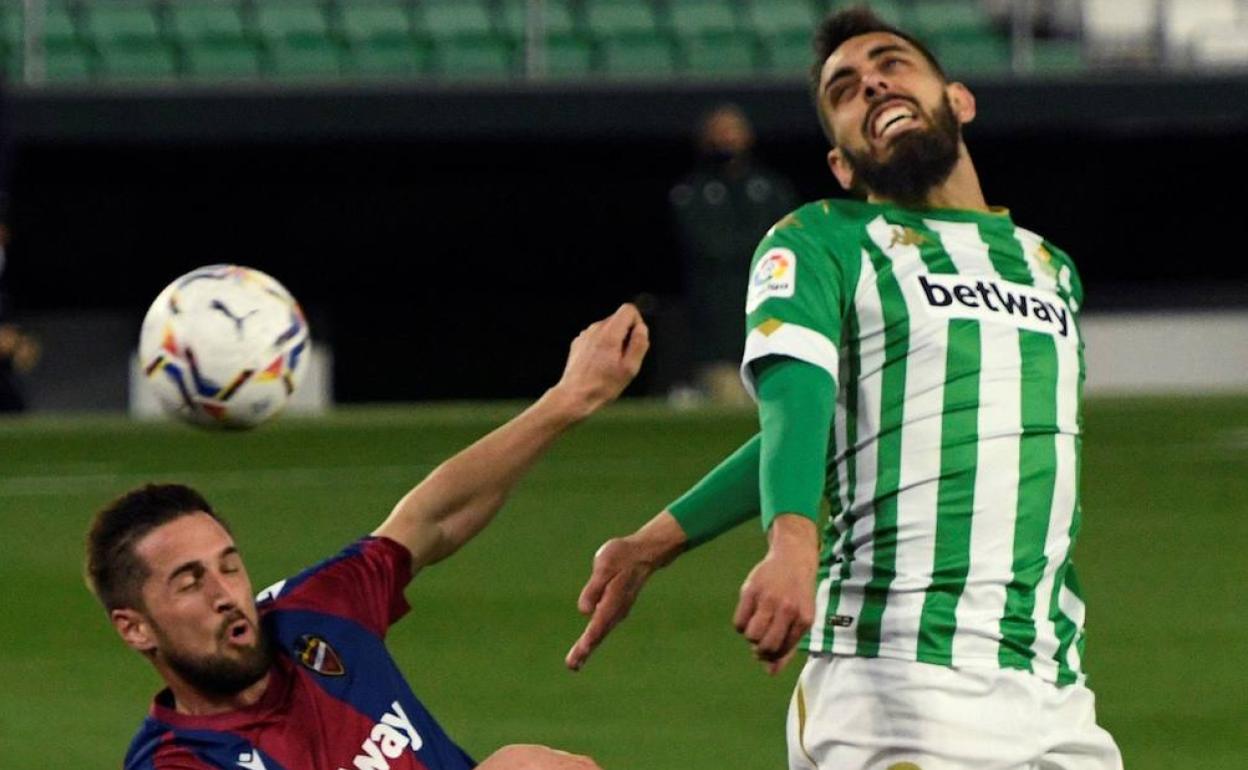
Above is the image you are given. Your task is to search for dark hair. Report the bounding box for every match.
[85,484,227,611]
[810,5,946,144]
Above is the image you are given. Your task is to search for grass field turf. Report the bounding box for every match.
[1,396,1245,768]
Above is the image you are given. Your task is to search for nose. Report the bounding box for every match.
[203,572,237,614]
[863,72,890,101]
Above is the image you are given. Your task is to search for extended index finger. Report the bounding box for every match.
[599,303,641,342]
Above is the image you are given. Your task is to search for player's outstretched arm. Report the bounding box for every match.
[565,435,762,671]
[373,304,649,573]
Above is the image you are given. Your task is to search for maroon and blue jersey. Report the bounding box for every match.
[124,537,476,770]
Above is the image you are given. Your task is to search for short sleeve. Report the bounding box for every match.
[256,537,413,638]
[740,214,852,399]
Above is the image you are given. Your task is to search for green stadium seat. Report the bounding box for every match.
[912,0,996,38]
[933,35,1011,75]
[339,2,413,43]
[670,0,739,37]
[419,0,495,39]
[45,2,81,46]
[1032,39,1086,74]
[543,33,594,78]
[98,44,178,80]
[499,0,578,39]
[743,0,817,37]
[584,0,659,36]
[256,3,342,77]
[45,41,95,81]
[84,2,176,81]
[684,31,758,77]
[168,2,250,44]
[601,32,675,78]
[433,35,514,78]
[183,42,262,78]
[764,29,815,75]
[827,0,908,26]
[345,37,431,76]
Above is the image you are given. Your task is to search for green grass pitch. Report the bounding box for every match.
[1,396,1245,768]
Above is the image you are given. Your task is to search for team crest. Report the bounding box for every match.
[295,634,345,676]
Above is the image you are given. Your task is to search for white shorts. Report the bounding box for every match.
[786,655,1122,770]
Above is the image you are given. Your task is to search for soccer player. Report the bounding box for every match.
[566,8,1124,769]
[85,305,649,770]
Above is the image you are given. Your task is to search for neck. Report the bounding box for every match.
[164,670,272,716]
[868,146,990,212]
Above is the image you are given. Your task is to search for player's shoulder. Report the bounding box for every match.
[255,536,406,611]
[763,198,877,243]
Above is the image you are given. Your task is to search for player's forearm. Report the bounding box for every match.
[378,386,588,567]
[756,357,834,531]
[666,434,763,547]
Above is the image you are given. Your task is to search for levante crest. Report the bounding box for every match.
[295,634,345,676]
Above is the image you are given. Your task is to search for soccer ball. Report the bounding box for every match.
[138,265,311,429]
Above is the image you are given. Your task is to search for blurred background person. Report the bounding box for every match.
[669,104,798,406]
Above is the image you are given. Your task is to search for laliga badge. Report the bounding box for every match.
[295,634,346,676]
[746,248,796,313]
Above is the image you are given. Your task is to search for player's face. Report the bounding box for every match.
[131,513,272,695]
[817,32,974,203]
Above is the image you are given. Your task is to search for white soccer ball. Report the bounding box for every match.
[138,265,311,429]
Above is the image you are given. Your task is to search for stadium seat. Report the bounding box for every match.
[763,29,815,76]
[498,0,578,40]
[339,2,424,76]
[432,35,514,78]
[86,2,177,81]
[684,31,758,77]
[933,35,1011,75]
[1190,24,1248,67]
[742,0,817,38]
[584,0,660,37]
[669,0,739,37]
[256,2,343,77]
[46,42,95,81]
[418,0,496,39]
[1161,0,1238,64]
[601,32,676,78]
[827,0,908,26]
[542,33,595,78]
[912,0,996,38]
[169,2,262,79]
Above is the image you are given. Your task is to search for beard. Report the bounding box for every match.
[840,94,962,207]
[156,617,275,697]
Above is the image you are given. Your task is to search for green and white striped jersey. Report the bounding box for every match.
[741,198,1088,686]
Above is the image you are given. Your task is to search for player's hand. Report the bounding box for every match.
[565,512,687,671]
[733,514,818,676]
[552,303,649,421]
[479,744,603,770]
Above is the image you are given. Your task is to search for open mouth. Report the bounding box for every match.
[224,618,253,645]
[869,98,922,141]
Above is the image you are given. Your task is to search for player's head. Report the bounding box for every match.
[810,6,977,205]
[86,484,273,697]
[698,103,755,162]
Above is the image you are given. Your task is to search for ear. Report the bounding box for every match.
[827,147,855,192]
[111,608,157,654]
[946,82,977,126]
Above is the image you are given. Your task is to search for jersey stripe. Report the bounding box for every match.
[854,218,916,657]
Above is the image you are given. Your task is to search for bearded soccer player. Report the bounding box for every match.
[566,8,1123,769]
[86,305,649,770]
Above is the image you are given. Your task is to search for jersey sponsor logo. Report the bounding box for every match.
[915,274,1071,338]
[237,751,268,770]
[338,701,424,770]
[746,248,796,313]
[295,634,346,676]
[830,614,854,627]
